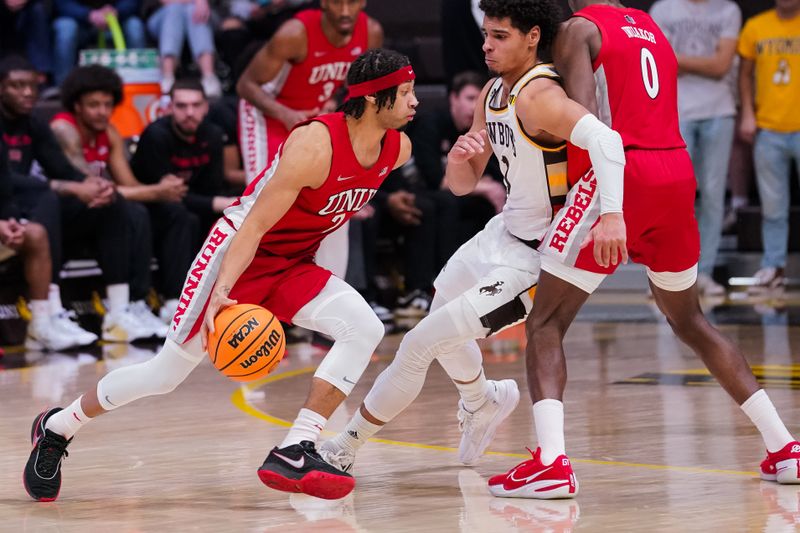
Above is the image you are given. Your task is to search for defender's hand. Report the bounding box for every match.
[447,130,488,165]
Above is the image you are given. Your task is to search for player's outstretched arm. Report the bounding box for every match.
[444,80,494,196]
[236,20,313,128]
[518,81,627,268]
[200,122,332,348]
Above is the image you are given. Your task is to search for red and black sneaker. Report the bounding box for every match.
[761,441,800,484]
[258,440,355,500]
[488,447,578,499]
[23,408,71,501]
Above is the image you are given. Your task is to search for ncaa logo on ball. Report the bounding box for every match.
[240,329,283,369]
[227,317,260,349]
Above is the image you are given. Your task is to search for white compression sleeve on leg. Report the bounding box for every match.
[292,276,385,395]
[569,114,626,214]
[363,295,488,422]
[96,336,205,411]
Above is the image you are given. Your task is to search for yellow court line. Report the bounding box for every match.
[230,366,758,478]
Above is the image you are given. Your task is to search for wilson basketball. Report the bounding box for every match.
[207,304,285,382]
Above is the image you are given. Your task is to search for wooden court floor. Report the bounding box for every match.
[2,292,800,532]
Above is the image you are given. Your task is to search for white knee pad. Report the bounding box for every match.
[293,277,384,395]
[97,337,205,411]
[647,264,698,292]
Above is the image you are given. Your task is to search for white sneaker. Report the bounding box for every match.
[749,267,786,293]
[457,379,520,465]
[50,310,98,346]
[159,298,179,325]
[201,74,222,98]
[102,308,155,342]
[25,319,84,351]
[130,300,168,338]
[696,273,726,297]
[319,440,355,474]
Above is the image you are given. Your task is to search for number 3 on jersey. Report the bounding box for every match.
[640,48,659,99]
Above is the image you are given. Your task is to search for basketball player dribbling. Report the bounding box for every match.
[237,0,383,283]
[488,0,800,500]
[23,49,417,502]
[318,0,628,476]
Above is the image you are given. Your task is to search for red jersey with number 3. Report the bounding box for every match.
[224,112,400,260]
[572,4,684,150]
[269,9,368,111]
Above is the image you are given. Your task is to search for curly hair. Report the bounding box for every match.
[60,65,123,112]
[339,48,412,119]
[479,0,561,52]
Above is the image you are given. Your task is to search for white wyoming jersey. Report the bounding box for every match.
[484,63,568,242]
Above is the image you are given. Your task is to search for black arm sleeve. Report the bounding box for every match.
[31,116,85,182]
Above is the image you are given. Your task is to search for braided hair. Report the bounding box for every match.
[340,48,412,119]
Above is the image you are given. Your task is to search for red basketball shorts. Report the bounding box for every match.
[168,219,332,345]
[540,147,700,274]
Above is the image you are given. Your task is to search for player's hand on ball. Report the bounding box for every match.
[582,212,628,268]
[448,130,488,164]
[201,285,238,351]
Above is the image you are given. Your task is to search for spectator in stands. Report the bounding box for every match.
[650,0,742,296]
[365,167,460,319]
[130,77,235,244]
[738,0,800,291]
[0,139,97,350]
[143,0,222,97]
[0,56,160,343]
[52,0,147,85]
[0,0,52,81]
[51,65,192,327]
[410,71,506,245]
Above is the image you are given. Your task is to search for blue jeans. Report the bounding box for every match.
[16,0,52,74]
[753,129,800,269]
[679,116,735,276]
[52,16,147,84]
[146,4,215,59]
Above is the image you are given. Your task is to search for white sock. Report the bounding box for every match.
[533,399,566,465]
[106,284,129,315]
[454,369,491,413]
[281,408,328,448]
[740,389,795,452]
[29,300,50,327]
[48,283,64,315]
[45,396,89,439]
[327,409,383,454]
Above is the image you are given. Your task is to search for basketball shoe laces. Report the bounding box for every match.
[36,433,69,476]
[457,400,487,435]
[322,447,354,473]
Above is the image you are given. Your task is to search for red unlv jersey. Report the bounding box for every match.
[572,4,684,150]
[51,111,111,165]
[268,9,368,111]
[225,112,399,260]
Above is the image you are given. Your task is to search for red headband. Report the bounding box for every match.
[347,66,416,99]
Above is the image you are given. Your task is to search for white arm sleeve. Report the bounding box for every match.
[569,114,625,214]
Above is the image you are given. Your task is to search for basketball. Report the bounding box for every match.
[207,304,285,382]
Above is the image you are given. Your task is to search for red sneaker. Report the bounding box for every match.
[488,447,578,499]
[761,441,800,484]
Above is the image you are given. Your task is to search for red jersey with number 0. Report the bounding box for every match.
[572,4,684,150]
[269,9,368,111]
[224,112,400,260]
